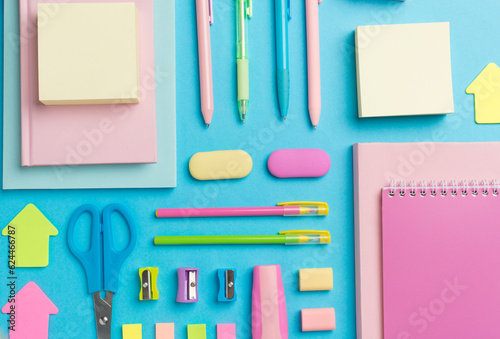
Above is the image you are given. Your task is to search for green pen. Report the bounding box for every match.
[154,230,331,246]
[236,0,252,123]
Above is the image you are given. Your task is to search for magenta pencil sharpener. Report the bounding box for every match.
[176,268,199,303]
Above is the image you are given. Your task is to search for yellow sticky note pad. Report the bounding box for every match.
[1,204,58,267]
[123,324,142,339]
[466,63,500,124]
[299,268,333,291]
[37,3,140,105]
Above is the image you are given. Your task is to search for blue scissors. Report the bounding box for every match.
[68,204,137,339]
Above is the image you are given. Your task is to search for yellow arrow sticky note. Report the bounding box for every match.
[466,63,500,124]
[2,204,58,267]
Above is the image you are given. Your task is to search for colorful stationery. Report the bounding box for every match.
[123,324,142,339]
[301,308,335,332]
[1,282,58,339]
[355,23,454,118]
[68,204,136,339]
[196,0,214,126]
[189,150,253,180]
[252,265,288,338]
[154,230,331,245]
[156,323,175,339]
[20,0,156,166]
[139,267,159,300]
[382,181,500,338]
[267,149,331,178]
[217,324,236,339]
[305,0,321,129]
[38,3,140,105]
[299,268,333,291]
[353,142,500,339]
[466,63,500,124]
[3,0,176,188]
[275,0,291,119]
[236,0,252,122]
[156,202,328,217]
[218,269,237,302]
[187,324,206,339]
[1,204,58,267]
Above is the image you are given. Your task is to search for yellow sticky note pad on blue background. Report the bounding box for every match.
[37,3,140,105]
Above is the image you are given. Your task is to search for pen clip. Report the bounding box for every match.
[287,0,291,20]
[246,0,253,18]
[278,201,328,207]
[208,0,214,24]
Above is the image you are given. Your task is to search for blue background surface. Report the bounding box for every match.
[2,0,500,338]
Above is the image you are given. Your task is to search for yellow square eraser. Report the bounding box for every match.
[299,268,333,291]
[37,3,140,105]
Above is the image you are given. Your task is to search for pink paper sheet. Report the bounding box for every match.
[20,0,156,166]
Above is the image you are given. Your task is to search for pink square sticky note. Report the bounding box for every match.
[156,323,174,339]
[217,323,236,339]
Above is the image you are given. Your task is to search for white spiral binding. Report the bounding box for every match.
[387,180,500,198]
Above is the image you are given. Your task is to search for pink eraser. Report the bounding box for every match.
[252,265,288,339]
[217,324,235,339]
[301,308,336,332]
[267,149,331,178]
[156,323,174,338]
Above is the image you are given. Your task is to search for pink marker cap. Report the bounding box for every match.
[252,265,288,339]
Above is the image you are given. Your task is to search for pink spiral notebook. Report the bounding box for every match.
[382,181,500,338]
[20,0,157,166]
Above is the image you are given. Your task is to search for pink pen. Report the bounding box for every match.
[156,202,328,218]
[196,0,214,127]
[306,0,322,129]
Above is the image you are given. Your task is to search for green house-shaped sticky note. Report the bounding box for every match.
[2,204,58,267]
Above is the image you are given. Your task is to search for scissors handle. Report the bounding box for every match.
[102,204,137,293]
[67,204,103,294]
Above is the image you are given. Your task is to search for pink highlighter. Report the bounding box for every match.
[252,265,288,339]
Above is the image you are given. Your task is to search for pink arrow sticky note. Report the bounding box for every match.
[1,282,58,339]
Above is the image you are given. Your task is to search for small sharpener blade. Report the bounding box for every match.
[188,271,197,300]
[226,270,235,300]
[142,270,151,300]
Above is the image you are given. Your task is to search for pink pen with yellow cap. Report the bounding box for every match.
[155,202,328,218]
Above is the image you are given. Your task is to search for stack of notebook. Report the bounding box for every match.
[3,0,176,189]
[353,142,500,338]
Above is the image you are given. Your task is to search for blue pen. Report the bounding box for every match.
[275,0,291,119]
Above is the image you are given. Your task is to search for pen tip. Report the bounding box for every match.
[283,116,286,120]
[314,125,317,130]
[207,123,210,128]
[243,119,246,124]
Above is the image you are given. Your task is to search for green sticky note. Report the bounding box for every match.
[1,204,58,267]
[187,324,206,339]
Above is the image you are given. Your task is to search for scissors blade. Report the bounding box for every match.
[93,291,113,339]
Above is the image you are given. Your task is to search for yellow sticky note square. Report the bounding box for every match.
[123,324,142,339]
[37,3,140,105]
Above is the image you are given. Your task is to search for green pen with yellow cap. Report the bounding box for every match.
[154,230,331,246]
[155,202,329,218]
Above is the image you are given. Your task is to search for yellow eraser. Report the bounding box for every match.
[123,324,142,339]
[299,268,333,291]
[189,150,253,181]
[37,3,140,105]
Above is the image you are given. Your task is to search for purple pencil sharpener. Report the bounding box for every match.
[176,268,199,303]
